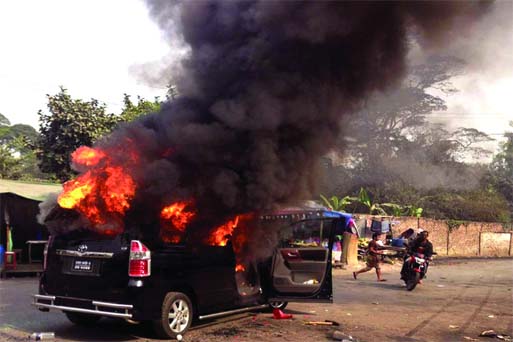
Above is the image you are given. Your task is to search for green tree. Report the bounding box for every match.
[487,122,513,216]
[356,187,390,215]
[119,94,161,122]
[319,55,498,222]
[0,145,21,178]
[0,113,42,180]
[319,194,356,212]
[419,189,510,223]
[0,113,10,126]
[37,87,118,182]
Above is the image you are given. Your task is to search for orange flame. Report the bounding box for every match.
[206,214,254,274]
[160,201,196,243]
[58,172,95,209]
[57,144,137,233]
[72,146,106,167]
[206,214,254,247]
[207,216,240,246]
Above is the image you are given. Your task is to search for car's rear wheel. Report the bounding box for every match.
[153,292,193,339]
[64,311,101,326]
[268,301,288,311]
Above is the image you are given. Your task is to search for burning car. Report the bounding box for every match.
[33,208,349,339]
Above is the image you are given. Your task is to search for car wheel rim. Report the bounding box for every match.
[269,301,285,309]
[168,299,190,333]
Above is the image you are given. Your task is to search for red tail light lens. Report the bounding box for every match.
[43,235,54,271]
[129,240,151,277]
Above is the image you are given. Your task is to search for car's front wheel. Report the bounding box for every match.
[153,292,193,339]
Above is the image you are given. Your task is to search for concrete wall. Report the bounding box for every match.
[354,214,513,257]
[481,232,512,257]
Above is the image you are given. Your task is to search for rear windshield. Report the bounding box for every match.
[54,228,133,243]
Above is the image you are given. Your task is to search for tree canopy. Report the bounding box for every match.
[0,114,40,180]
[319,56,510,223]
[37,87,118,181]
[487,122,513,211]
[118,94,161,122]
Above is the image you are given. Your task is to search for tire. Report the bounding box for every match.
[153,292,193,339]
[406,272,421,291]
[268,301,288,311]
[64,311,101,326]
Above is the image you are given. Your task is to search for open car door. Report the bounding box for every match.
[268,217,342,303]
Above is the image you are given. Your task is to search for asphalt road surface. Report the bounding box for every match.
[1,258,512,342]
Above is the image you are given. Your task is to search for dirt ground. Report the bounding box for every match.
[1,258,512,342]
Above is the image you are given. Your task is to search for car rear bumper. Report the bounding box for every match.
[32,294,133,319]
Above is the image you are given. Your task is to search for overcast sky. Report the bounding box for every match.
[0,0,169,128]
[427,1,513,149]
[0,0,511,153]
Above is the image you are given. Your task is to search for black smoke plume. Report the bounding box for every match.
[41,1,491,239]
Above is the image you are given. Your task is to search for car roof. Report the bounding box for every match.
[261,207,351,221]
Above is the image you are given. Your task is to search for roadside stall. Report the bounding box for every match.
[0,192,49,277]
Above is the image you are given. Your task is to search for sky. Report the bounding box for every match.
[0,0,169,128]
[426,1,513,152]
[0,0,511,154]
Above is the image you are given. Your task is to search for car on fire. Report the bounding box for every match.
[33,208,351,339]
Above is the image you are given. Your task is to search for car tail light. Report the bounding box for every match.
[43,235,54,271]
[129,240,151,277]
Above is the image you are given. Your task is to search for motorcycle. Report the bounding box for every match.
[401,252,433,291]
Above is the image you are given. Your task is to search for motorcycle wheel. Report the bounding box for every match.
[406,272,420,291]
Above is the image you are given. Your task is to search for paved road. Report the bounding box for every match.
[1,258,512,341]
[296,258,513,341]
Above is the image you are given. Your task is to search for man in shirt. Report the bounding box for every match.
[353,233,386,282]
[401,230,433,283]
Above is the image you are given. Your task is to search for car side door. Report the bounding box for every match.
[268,218,338,303]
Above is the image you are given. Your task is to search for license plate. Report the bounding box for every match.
[73,260,92,272]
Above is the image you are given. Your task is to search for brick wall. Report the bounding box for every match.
[356,214,512,257]
[447,222,481,256]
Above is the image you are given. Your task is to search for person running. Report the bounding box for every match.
[353,233,386,282]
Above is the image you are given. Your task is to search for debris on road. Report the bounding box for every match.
[304,320,340,326]
[29,332,55,340]
[326,320,340,326]
[448,325,459,329]
[488,315,495,318]
[463,336,478,341]
[272,308,293,320]
[304,321,333,326]
[479,330,512,340]
[332,330,358,341]
[371,302,379,305]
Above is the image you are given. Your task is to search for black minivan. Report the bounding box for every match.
[33,208,349,339]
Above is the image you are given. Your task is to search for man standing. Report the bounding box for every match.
[353,233,386,282]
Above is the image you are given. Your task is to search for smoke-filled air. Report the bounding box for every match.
[40,1,491,249]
